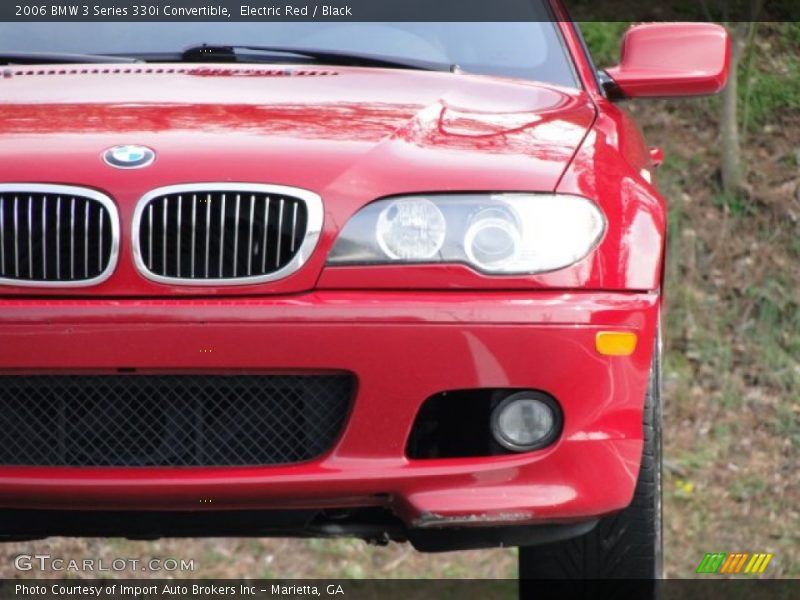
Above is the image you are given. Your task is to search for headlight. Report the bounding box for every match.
[463,207,522,271]
[375,197,446,260]
[327,194,605,274]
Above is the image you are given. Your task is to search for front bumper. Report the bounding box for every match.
[0,291,658,528]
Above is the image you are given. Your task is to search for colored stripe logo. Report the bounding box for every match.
[697,553,773,574]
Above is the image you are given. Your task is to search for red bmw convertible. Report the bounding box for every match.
[0,2,729,579]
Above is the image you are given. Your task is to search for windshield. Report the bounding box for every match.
[0,21,578,87]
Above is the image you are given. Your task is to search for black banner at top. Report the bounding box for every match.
[0,0,796,22]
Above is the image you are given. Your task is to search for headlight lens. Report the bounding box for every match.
[327,194,605,275]
[463,207,522,271]
[375,198,446,260]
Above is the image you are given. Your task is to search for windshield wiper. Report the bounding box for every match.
[180,44,455,72]
[0,45,455,71]
[0,51,140,65]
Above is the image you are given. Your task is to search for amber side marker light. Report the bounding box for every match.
[596,331,638,356]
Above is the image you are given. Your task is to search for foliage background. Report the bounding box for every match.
[0,22,797,580]
[583,22,799,577]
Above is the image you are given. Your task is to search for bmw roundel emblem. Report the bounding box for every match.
[103,145,156,169]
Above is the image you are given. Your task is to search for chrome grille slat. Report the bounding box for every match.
[218,193,226,277]
[176,195,182,277]
[13,196,19,277]
[69,197,75,279]
[27,196,33,278]
[261,195,271,273]
[41,196,47,278]
[56,196,61,280]
[0,185,118,286]
[276,198,285,268]
[190,194,197,278]
[232,193,241,277]
[162,197,168,275]
[204,193,211,278]
[134,184,319,285]
[146,204,152,270]
[83,200,89,278]
[290,201,299,253]
[247,194,255,276]
[98,208,103,273]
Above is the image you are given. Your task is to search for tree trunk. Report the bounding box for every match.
[720,23,749,195]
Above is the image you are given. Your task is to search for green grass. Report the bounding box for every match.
[728,474,769,501]
[578,22,629,68]
[674,444,720,471]
[744,273,800,394]
[711,191,757,217]
[740,23,800,132]
[773,405,800,449]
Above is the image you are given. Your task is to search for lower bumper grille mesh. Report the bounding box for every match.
[0,375,352,467]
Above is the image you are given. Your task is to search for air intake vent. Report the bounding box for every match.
[0,185,118,287]
[0,374,353,467]
[133,184,323,285]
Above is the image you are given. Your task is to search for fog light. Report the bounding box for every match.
[490,391,561,452]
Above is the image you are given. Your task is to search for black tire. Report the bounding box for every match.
[519,334,663,579]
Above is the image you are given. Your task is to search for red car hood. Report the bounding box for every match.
[0,64,596,295]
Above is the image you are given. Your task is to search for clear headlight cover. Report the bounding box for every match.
[327,194,606,275]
